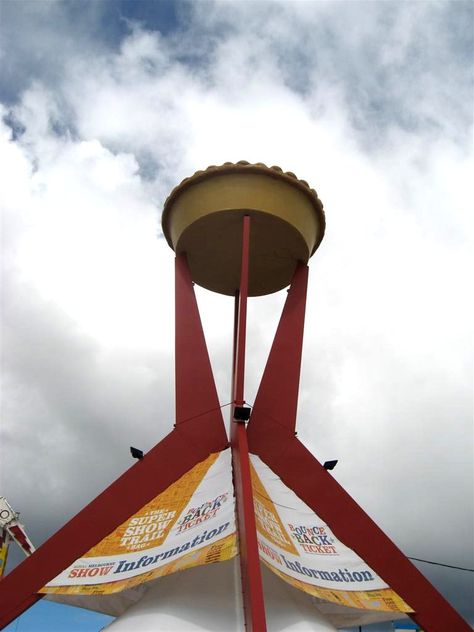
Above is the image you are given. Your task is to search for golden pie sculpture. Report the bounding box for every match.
[162,161,325,296]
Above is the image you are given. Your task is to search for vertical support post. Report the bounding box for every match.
[231,215,267,632]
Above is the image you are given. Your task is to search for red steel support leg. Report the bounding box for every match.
[247,267,470,632]
[231,215,267,631]
[0,256,228,631]
[247,262,308,455]
[175,254,228,450]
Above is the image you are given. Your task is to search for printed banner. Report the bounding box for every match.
[41,449,236,595]
[250,455,413,613]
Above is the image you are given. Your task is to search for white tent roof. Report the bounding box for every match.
[48,558,407,630]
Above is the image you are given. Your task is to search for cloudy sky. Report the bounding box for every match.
[1,0,472,629]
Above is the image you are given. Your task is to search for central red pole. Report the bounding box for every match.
[231,215,267,631]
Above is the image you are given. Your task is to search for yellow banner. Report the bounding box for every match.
[41,450,236,595]
[250,456,413,614]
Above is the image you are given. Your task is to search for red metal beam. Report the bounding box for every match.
[0,256,228,630]
[246,268,471,632]
[231,215,267,631]
[247,262,308,444]
[175,253,228,449]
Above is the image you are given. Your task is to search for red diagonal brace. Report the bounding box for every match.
[246,267,470,632]
[0,256,228,630]
[175,253,228,449]
[248,262,308,445]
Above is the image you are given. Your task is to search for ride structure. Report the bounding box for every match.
[0,497,35,579]
[0,162,470,631]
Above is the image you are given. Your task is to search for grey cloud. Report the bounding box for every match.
[185,1,473,146]
[1,273,174,556]
[0,1,111,103]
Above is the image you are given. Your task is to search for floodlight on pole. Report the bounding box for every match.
[130,447,144,460]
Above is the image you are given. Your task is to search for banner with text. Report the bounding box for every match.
[250,455,412,613]
[42,449,236,595]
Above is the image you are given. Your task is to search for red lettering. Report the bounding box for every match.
[99,566,112,576]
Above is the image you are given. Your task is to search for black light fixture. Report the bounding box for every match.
[323,459,338,471]
[130,447,144,460]
[233,406,251,422]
